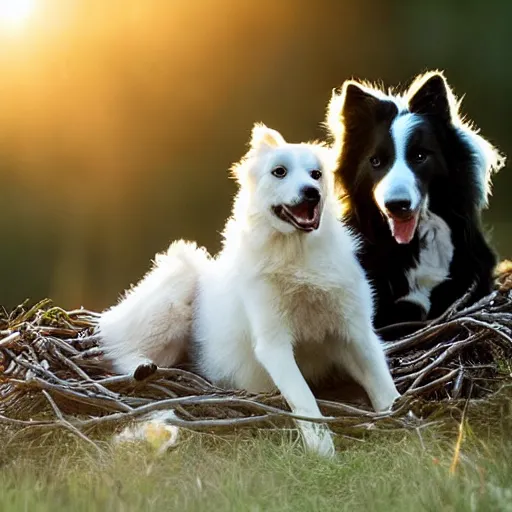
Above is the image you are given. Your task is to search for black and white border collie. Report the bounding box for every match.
[326,71,505,330]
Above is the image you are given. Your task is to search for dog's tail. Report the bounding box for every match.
[97,240,210,376]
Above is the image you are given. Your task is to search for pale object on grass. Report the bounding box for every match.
[113,410,180,454]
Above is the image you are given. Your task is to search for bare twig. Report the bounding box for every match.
[41,390,103,454]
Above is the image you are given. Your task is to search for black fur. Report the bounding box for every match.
[327,72,504,331]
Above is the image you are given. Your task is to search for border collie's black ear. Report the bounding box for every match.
[344,82,381,109]
[326,80,385,139]
[407,72,454,121]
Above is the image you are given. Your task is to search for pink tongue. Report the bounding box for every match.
[289,202,311,221]
[390,216,417,244]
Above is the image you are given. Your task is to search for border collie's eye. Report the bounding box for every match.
[310,170,322,180]
[271,166,287,178]
[413,150,427,163]
[369,156,382,168]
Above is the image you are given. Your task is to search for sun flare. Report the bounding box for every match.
[0,0,35,29]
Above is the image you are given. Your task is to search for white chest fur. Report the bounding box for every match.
[399,210,454,313]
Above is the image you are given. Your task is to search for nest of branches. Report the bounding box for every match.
[1,262,512,446]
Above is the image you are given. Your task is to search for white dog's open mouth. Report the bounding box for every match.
[386,211,420,245]
[273,201,321,232]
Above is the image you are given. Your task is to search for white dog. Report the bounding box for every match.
[98,124,400,456]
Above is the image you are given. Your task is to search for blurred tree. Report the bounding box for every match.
[0,0,510,310]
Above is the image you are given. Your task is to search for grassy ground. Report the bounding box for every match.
[1,394,511,512]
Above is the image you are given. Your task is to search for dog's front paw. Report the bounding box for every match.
[297,420,335,458]
[387,393,405,412]
[133,362,157,381]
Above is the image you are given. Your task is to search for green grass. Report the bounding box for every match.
[1,396,511,512]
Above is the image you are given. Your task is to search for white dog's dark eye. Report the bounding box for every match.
[271,166,287,178]
[310,170,322,180]
[369,155,382,168]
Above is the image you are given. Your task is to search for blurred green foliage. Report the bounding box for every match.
[0,0,510,310]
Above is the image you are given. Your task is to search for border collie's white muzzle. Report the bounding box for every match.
[374,166,422,244]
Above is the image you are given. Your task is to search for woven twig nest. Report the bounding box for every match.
[1,263,512,447]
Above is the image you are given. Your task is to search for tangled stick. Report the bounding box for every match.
[1,265,511,446]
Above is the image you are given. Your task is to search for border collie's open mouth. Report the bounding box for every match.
[273,200,321,232]
[386,211,420,245]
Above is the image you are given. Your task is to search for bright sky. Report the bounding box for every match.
[0,0,36,31]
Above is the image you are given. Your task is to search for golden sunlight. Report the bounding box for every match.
[0,0,35,29]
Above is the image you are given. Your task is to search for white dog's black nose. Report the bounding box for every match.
[384,199,412,219]
[302,187,321,204]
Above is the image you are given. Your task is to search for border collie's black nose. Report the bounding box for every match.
[302,187,320,204]
[384,199,412,219]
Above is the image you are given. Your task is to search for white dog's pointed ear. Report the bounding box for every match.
[231,124,286,184]
[250,123,286,150]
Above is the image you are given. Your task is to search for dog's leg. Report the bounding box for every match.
[255,340,336,456]
[244,285,335,457]
[98,240,207,376]
[340,319,400,412]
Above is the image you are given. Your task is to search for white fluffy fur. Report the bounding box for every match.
[99,240,209,374]
[98,124,400,456]
[399,208,454,312]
